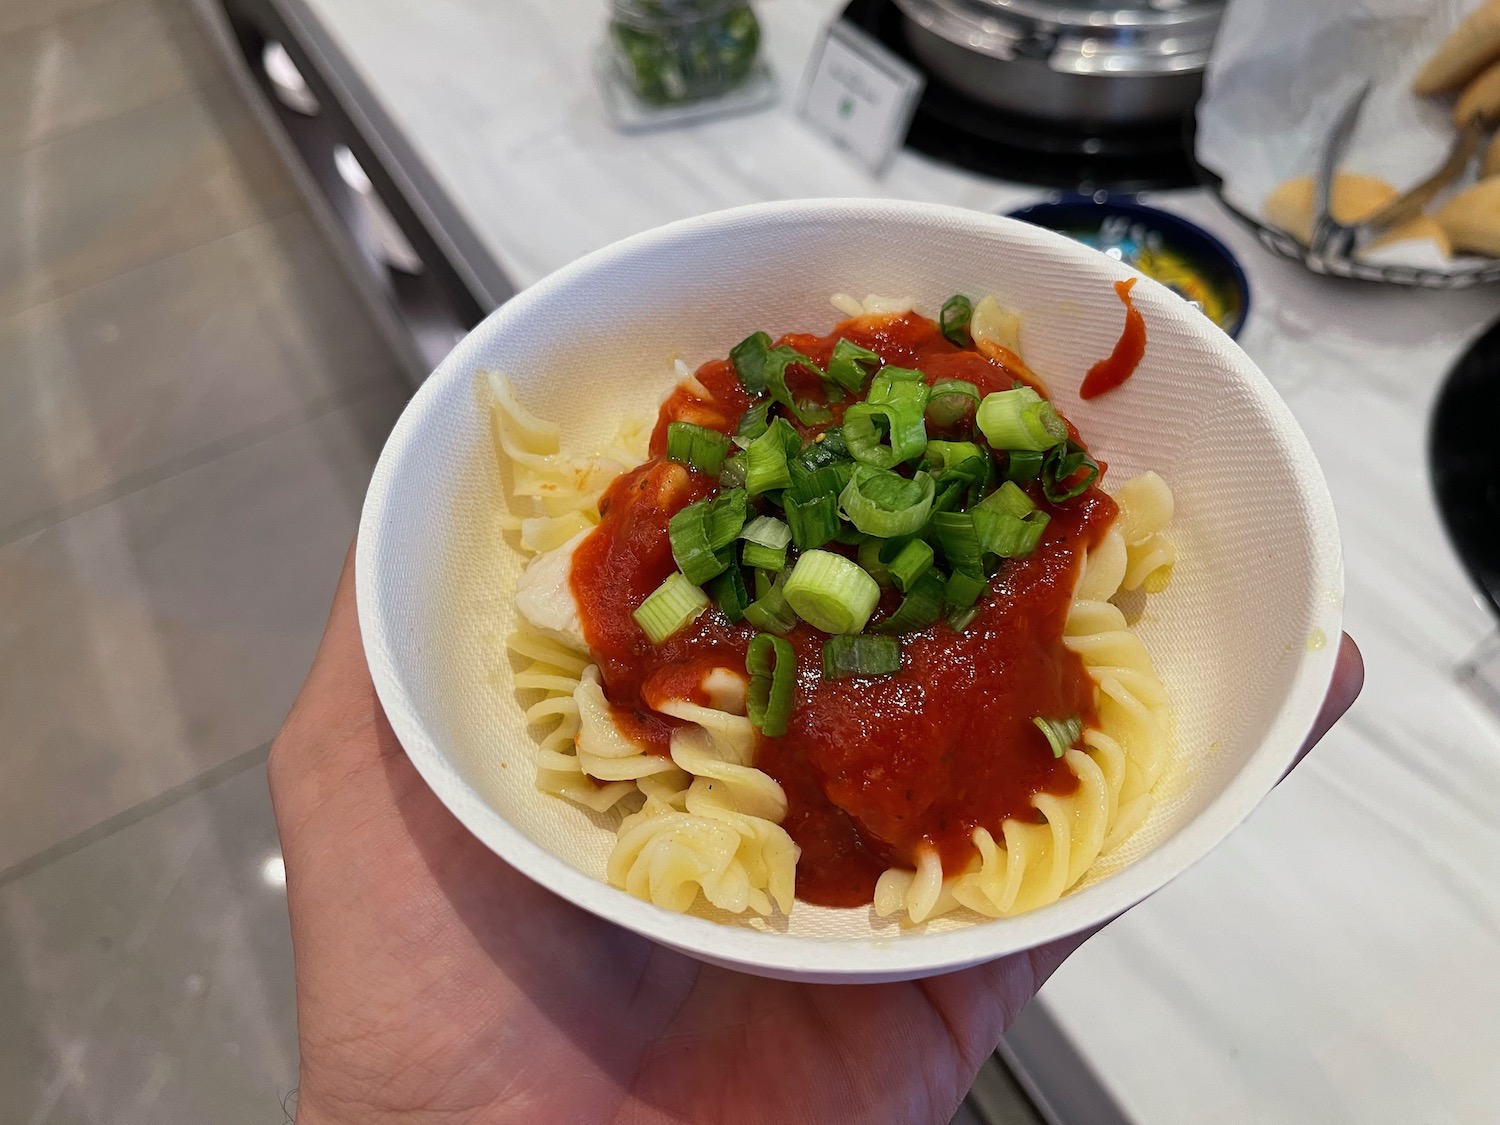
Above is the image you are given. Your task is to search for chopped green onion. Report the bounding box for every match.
[665,421,730,476]
[827,338,883,392]
[743,572,798,634]
[708,564,750,624]
[745,419,796,496]
[730,331,773,395]
[976,387,1067,452]
[783,550,880,634]
[973,506,1050,559]
[924,440,988,484]
[858,537,895,586]
[794,426,851,473]
[741,515,792,549]
[668,504,728,585]
[1033,715,1084,758]
[888,539,934,592]
[633,572,709,644]
[940,294,973,346]
[733,402,772,448]
[768,346,830,424]
[704,489,748,549]
[975,480,1035,519]
[868,368,929,409]
[932,512,983,574]
[720,451,748,488]
[747,634,797,737]
[839,465,935,538]
[842,404,903,469]
[822,634,902,680]
[926,379,981,429]
[944,566,987,610]
[874,567,946,634]
[667,490,746,584]
[783,493,841,551]
[832,523,866,546]
[731,333,831,424]
[1042,441,1100,503]
[742,541,786,572]
[787,460,855,503]
[947,605,981,633]
[1004,449,1045,483]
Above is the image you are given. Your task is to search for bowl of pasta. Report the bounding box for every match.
[356,199,1342,983]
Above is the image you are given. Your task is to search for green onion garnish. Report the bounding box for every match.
[742,572,798,634]
[940,294,973,346]
[973,506,1050,559]
[827,338,882,392]
[745,418,797,496]
[944,566,987,610]
[633,572,709,644]
[720,450,748,488]
[730,331,773,395]
[668,504,728,585]
[783,549,880,634]
[1033,715,1084,758]
[704,488,748,548]
[743,541,787,572]
[734,402,772,448]
[873,567,946,634]
[1041,441,1100,503]
[924,440,989,484]
[731,332,831,424]
[839,465,935,539]
[858,537,895,586]
[947,605,981,633]
[932,511,983,574]
[821,634,902,680]
[784,493,841,551]
[887,539,934,593]
[665,421,731,476]
[787,460,855,504]
[667,490,746,584]
[708,563,750,624]
[868,367,929,408]
[974,479,1035,518]
[794,426,852,473]
[741,514,792,549]
[976,387,1067,452]
[842,404,902,469]
[926,379,981,429]
[1004,449,1045,483]
[747,633,796,737]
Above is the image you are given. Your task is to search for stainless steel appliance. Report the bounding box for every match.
[893,0,1224,126]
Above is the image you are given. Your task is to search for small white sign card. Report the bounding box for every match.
[796,20,925,176]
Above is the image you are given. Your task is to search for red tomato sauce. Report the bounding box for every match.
[1079,278,1146,401]
[570,312,1118,908]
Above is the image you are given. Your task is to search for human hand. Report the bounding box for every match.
[270,548,1363,1125]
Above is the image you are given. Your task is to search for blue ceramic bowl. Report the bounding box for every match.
[1007,195,1251,339]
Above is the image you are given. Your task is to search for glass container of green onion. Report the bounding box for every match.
[607,0,761,106]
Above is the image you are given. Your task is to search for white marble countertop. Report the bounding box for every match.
[292,0,1500,1119]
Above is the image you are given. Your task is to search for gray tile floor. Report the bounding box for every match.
[0,1,407,1120]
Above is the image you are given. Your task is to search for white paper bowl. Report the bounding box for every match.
[356,199,1343,984]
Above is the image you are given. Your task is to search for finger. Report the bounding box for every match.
[1285,632,1364,777]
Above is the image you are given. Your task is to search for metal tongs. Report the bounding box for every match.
[1309,79,1490,261]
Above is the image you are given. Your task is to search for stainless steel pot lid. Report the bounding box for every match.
[893,0,1224,77]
